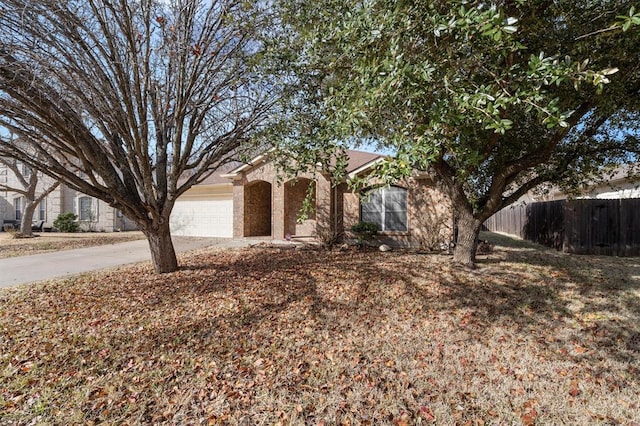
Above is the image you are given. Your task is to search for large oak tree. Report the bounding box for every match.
[278,0,640,267]
[0,0,281,272]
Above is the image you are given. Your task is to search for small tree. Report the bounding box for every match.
[0,143,60,237]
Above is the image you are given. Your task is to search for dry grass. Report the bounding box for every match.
[0,234,639,425]
[0,231,145,259]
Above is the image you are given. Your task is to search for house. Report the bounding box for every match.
[0,161,137,232]
[523,165,640,202]
[170,150,454,249]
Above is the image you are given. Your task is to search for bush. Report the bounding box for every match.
[351,221,379,245]
[4,226,21,239]
[54,212,79,233]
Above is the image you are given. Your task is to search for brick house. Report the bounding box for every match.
[0,160,137,232]
[170,150,454,249]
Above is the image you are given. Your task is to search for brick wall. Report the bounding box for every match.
[243,180,272,237]
[232,160,330,240]
[342,177,453,249]
[229,159,453,247]
[284,178,316,237]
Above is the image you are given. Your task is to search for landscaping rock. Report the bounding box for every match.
[379,244,392,252]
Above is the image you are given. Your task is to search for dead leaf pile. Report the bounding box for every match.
[1,244,639,424]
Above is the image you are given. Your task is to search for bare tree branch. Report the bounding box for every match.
[0,0,282,272]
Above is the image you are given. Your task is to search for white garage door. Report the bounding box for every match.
[170,196,233,238]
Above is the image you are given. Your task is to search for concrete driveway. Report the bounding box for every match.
[0,237,258,289]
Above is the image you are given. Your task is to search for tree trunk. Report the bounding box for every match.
[144,220,179,273]
[453,213,483,268]
[19,199,37,238]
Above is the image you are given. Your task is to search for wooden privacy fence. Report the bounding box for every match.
[484,198,640,256]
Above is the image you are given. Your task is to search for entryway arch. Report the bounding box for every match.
[284,178,316,237]
[244,180,272,237]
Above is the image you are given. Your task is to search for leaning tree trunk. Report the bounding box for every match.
[144,219,179,273]
[19,200,37,238]
[453,212,483,268]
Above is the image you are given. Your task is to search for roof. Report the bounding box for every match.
[344,150,386,174]
[524,163,640,202]
[191,162,240,185]
[199,149,386,183]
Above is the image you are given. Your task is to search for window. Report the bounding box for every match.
[39,199,46,221]
[360,186,408,232]
[22,164,31,178]
[14,197,22,222]
[78,196,94,221]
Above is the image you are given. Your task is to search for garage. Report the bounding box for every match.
[170,184,234,238]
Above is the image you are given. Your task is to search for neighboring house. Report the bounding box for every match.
[485,164,640,256]
[0,161,137,232]
[523,166,640,202]
[170,150,454,249]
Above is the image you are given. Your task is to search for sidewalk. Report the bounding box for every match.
[0,237,257,289]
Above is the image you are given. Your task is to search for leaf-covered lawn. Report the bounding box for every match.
[0,232,145,259]
[1,241,639,424]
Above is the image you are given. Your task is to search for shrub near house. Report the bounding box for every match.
[53,212,79,233]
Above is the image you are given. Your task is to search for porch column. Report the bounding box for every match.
[232,181,245,238]
[272,181,285,239]
[315,174,333,236]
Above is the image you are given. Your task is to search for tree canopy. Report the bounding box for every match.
[277,0,640,266]
[0,0,282,272]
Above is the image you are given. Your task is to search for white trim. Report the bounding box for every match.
[14,196,23,222]
[77,195,98,222]
[360,185,408,232]
[221,149,277,179]
[348,157,387,179]
[38,199,46,221]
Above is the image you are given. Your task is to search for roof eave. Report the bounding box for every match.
[222,151,272,180]
[347,157,387,180]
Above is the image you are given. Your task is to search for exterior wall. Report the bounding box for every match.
[0,163,62,228]
[0,166,8,220]
[244,180,272,237]
[0,162,137,232]
[342,177,454,249]
[580,181,640,199]
[273,177,284,239]
[232,182,245,238]
[232,160,278,238]
[314,173,334,240]
[284,178,316,237]
[404,178,454,249]
[232,160,332,240]
[229,158,453,247]
[524,176,640,203]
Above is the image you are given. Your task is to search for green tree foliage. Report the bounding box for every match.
[277,0,640,266]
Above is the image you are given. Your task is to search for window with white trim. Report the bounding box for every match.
[78,196,95,221]
[360,186,408,232]
[39,199,46,221]
[14,197,22,222]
